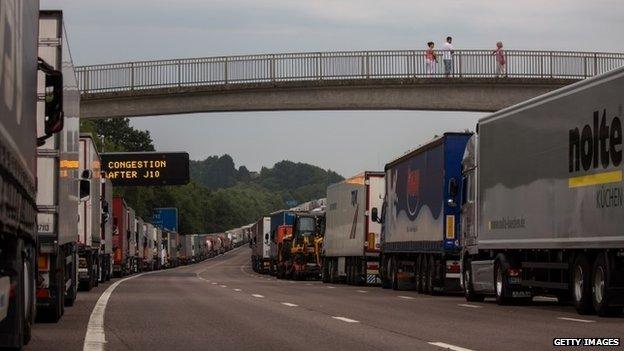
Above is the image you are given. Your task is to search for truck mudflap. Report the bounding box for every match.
[366,261,381,285]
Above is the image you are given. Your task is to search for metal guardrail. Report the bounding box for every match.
[75,50,624,94]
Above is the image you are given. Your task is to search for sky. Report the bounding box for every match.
[42,0,624,176]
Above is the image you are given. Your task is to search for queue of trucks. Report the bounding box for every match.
[249,68,624,318]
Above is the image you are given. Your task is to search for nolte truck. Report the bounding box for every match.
[460,66,624,316]
[1,2,65,347]
[35,10,82,324]
[323,172,384,285]
[375,133,471,293]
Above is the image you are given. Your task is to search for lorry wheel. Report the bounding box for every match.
[391,257,400,290]
[463,259,485,302]
[494,260,512,305]
[572,255,594,315]
[415,256,422,293]
[380,256,391,289]
[426,255,436,295]
[592,253,622,317]
[322,258,330,283]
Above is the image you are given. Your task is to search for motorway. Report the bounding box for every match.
[26,247,623,351]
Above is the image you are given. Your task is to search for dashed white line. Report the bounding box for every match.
[356,290,368,293]
[252,294,265,298]
[458,304,482,309]
[211,282,217,285]
[428,342,475,351]
[326,286,336,289]
[397,295,414,300]
[557,317,595,323]
[219,285,227,288]
[233,288,242,292]
[332,316,359,323]
[281,302,298,307]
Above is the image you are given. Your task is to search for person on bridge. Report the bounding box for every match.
[493,41,506,77]
[442,36,454,77]
[426,42,438,75]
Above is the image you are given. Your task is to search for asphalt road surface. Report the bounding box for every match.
[26,247,624,351]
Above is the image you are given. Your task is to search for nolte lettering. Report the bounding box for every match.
[569,109,622,173]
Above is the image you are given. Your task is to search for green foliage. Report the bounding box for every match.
[82,118,343,234]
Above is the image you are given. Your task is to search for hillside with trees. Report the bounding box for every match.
[80,118,342,234]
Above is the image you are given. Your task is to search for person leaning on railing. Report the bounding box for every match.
[493,41,506,77]
[426,42,438,75]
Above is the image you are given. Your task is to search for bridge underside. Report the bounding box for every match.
[79,78,578,119]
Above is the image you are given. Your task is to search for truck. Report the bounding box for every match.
[77,135,103,291]
[323,172,384,285]
[112,197,131,276]
[1,2,65,347]
[143,222,155,270]
[374,133,472,293]
[162,230,180,268]
[34,9,81,325]
[100,177,114,282]
[152,226,163,270]
[180,234,196,264]
[251,217,271,274]
[460,66,624,316]
[269,210,296,274]
[136,217,145,271]
[127,207,137,273]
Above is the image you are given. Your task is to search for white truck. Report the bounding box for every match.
[78,135,103,291]
[251,217,271,274]
[35,9,82,322]
[323,172,384,285]
[100,177,114,281]
[143,222,155,270]
[1,2,65,347]
[461,66,624,316]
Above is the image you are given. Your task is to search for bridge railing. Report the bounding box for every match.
[75,50,624,94]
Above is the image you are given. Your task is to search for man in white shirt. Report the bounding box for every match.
[442,36,454,77]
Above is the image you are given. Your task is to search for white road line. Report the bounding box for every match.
[356,290,368,293]
[332,316,359,323]
[397,295,414,300]
[219,285,227,288]
[281,302,298,307]
[557,317,595,323]
[458,304,482,309]
[252,294,265,298]
[233,288,242,292]
[211,282,217,285]
[83,272,147,351]
[306,283,312,286]
[326,286,336,289]
[428,342,475,351]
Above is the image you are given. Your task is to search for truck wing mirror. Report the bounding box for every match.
[36,58,64,146]
[79,179,91,201]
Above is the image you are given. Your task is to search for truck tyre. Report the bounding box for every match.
[463,259,485,302]
[572,255,594,315]
[380,256,391,289]
[426,255,436,295]
[415,255,423,293]
[592,253,622,317]
[391,257,399,290]
[494,260,512,305]
[322,258,330,283]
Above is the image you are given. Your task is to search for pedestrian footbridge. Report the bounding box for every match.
[76,50,624,118]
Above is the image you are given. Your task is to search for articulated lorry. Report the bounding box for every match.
[1,2,65,347]
[375,133,471,293]
[136,217,145,271]
[251,217,271,274]
[276,212,325,280]
[34,9,81,325]
[77,135,103,291]
[460,66,624,316]
[323,172,384,285]
[100,177,113,282]
[112,197,130,276]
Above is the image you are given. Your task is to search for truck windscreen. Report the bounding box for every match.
[297,217,316,234]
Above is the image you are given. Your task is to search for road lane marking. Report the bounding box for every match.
[220,285,227,288]
[557,317,595,323]
[428,342,475,351]
[458,304,482,309]
[326,286,336,289]
[252,294,264,298]
[332,316,359,323]
[83,272,148,351]
[356,290,368,293]
[306,283,312,286]
[233,288,242,292]
[281,302,298,307]
[211,282,218,285]
[397,295,414,300]
[288,281,296,284]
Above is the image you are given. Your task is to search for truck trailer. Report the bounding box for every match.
[34,9,80,324]
[460,66,624,316]
[112,197,130,277]
[1,2,65,347]
[251,217,271,274]
[375,133,471,293]
[77,135,104,291]
[100,177,113,282]
[323,172,384,285]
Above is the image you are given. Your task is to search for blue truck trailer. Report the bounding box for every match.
[373,132,472,293]
[268,210,296,275]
